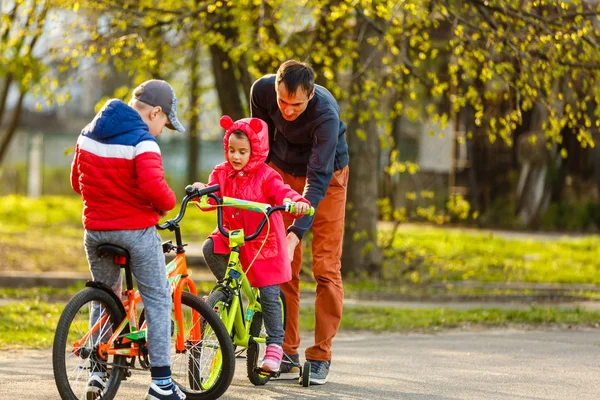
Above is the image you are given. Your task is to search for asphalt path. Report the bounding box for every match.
[1,329,600,399]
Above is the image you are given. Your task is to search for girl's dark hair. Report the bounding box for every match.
[230,129,248,140]
[229,130,251,151]
[276,60,315,97]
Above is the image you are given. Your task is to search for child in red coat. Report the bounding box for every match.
[194,115,310,372]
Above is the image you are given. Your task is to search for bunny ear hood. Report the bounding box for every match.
[221,115,269,172]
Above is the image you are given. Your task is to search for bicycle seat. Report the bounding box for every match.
[97,244,130,266]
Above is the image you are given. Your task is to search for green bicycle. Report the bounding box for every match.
[191,184,315,387]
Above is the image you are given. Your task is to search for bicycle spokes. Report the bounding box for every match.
[53,290,128,400]
[170,293,227,394]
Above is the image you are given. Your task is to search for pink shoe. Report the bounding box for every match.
[260,344,283,372]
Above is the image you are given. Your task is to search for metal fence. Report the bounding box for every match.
[0,130,225,196]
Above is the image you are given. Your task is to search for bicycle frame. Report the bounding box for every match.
[77,254,200,360]
[73,188,214,362]
[196,192,307,350]
[215,243,264,349]
[169,252,201,352]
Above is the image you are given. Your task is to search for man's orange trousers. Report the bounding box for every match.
[270,163,349,361]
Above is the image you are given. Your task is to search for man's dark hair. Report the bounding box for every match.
[276,60,315,97]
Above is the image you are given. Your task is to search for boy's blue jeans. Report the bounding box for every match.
[84,227,172,368]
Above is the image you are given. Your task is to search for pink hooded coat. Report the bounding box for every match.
[206,116,310,288]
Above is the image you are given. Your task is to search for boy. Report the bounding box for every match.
[70,79,186,400]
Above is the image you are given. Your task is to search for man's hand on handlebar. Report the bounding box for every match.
[291,202,310,216]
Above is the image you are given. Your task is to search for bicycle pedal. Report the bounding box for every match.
[254,367,279,378]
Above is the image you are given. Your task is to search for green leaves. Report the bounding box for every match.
[3,0,598,144]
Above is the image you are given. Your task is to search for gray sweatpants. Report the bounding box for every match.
[84,227,171,368]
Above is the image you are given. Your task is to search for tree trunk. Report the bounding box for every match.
[382,37,409,210]
[210,45,244,121]
[209,4,244,120]
[237,57,254,105]
[387,79,408,210]
[0,75,14,129]
[0,3,47,165]
[187,45,201,185]
[0,90,25,165]
[341,10,382,277]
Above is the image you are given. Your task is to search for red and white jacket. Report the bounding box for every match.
[70,99,176,230]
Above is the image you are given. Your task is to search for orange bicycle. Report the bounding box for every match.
[52,185,235,400]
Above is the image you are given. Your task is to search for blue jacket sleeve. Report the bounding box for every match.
[288,117,339,239]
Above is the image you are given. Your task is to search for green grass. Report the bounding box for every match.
[0,285,84,300]
[381,225,600,284]
[3,195,600,295]
[0,300,64,349]
[300,305,600,333]
[0,195,217,272]
[0,283,219,302]
[2,298,599,350]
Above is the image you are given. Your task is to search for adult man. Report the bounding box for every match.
[250,60,349,385]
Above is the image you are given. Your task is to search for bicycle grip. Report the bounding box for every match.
[284,198,315,216]
[185,184,220,197]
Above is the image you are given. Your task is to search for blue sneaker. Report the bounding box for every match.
[306,359,330,385]
[145,382,186,400]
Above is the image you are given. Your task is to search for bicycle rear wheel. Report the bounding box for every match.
[52,288,127,400]
[171,291,235,400]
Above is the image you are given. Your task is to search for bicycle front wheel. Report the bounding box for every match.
[52,287,127,400]
[171,291,235,400]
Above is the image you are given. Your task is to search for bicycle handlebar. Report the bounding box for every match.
[191,184,314,242]
[156,184,221,231]
[157,184,314,242]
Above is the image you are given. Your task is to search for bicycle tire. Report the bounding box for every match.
[172,291,235,400]
[302,361,311,387]
[246,290,287,386]
[205,289,232,334]
[52,287,127,400]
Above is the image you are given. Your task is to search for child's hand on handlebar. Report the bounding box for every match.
[192,182,208,190]
[292,202,310,216]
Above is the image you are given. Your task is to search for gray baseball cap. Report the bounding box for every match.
[132,79,185,132]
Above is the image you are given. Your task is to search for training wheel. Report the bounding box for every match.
[301,361,311,387]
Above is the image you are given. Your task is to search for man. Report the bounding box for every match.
[250,60,349,385]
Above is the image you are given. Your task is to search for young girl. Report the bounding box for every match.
[193,115,310,372]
